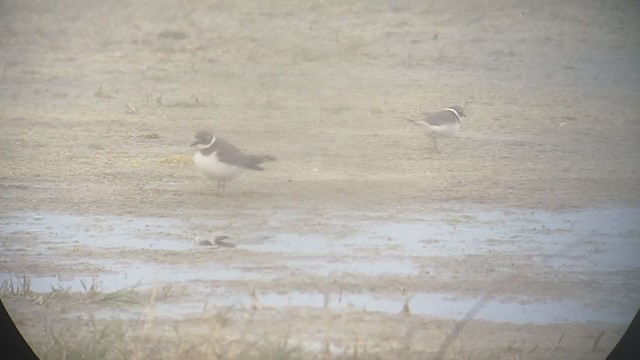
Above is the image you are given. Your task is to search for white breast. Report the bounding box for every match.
[423,122,460,138]
[193,151,245,180]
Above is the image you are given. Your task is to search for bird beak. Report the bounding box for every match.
[190,140,200,147]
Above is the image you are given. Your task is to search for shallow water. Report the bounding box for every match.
[0,214,194,251]
[244,291,635,324]
[248,207,640,271]
[80,290,636,325]
[3,209,639,275]
[1,261,276,293]
[283,258,421,276]
[1,206,639,324]
[2,208,639,272]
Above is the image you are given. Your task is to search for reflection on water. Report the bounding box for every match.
[248,207,640,271]
[244,291,634,324]
[1,207,639,324]
[76,290,635,325]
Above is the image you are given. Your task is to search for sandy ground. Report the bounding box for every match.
[1,0,640,358]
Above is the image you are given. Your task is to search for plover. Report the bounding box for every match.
[406,105,465,153]
[191,130,276,193]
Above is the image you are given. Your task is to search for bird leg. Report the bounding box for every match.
[216,180,226,195]
[432,137,441,153]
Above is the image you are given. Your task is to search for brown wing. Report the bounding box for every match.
[215,138,273,170]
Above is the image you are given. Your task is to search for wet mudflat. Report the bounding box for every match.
[2,207,639,324]
[1,0,639,358]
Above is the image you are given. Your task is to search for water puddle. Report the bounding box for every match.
[80,290,636,325]
[247,207,640,271]
[1,207,639,326]
[1,261,276,293]
[284,258,420,276]
[2,208,639,273]
[236,291,636,324]
[0,214,194,251]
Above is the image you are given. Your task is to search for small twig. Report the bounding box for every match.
[548,330,566,353]
[436,44,447,61]
[591,330,605,352]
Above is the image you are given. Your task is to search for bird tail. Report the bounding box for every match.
[404,116,420,124]
[245,154,277,171]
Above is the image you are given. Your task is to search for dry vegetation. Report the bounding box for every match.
[2,275,625,359]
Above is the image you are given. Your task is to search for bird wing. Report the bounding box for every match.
[421,110,458,126]
[215,138,270,170]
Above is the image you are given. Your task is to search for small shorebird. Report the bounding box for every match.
[191,130,276,194]
[406,105,465,153]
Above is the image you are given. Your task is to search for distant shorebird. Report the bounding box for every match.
[406,105,465,153]
[191,130,276,194]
